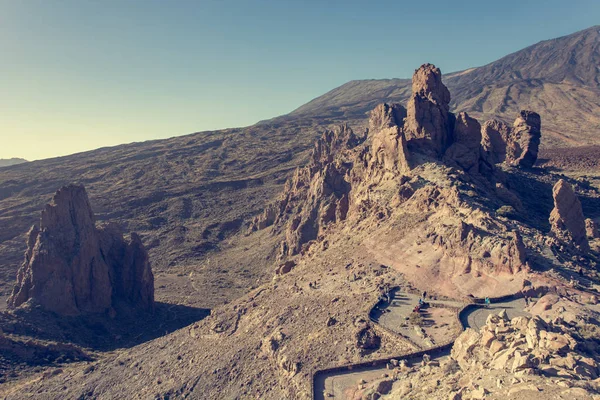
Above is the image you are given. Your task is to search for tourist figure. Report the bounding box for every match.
[422,291,427,300]
[484,297,490,308]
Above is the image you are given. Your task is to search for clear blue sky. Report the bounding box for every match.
[1,0,599,160]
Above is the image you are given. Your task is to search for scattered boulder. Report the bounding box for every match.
[549,179,589,251]
[8,184,154,316]
[585,218,599,239]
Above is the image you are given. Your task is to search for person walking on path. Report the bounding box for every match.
[484,297,490,308]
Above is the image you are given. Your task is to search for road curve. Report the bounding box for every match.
[313,295,529,400]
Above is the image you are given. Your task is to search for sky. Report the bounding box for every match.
[1,0,599,161]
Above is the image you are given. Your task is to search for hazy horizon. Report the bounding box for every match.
[1,0,599,161]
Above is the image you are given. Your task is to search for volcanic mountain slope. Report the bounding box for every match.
[290,25,600,148]
[6,64,600,400]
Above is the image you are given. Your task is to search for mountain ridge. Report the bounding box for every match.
[288,25,600,147]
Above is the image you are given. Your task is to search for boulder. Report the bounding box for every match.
[549,179,589,251]
[585,218,599,239]
[8,185,154,316]
[355,324,381,350]
[451,328,481,369]
[276,260,296,275]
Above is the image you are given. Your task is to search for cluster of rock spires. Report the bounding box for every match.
[549,179,598,252]
[250,63,548,268]
[8,184,154,316]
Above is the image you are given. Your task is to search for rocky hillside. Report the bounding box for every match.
[6,63,600,400]
[289,25,600,148]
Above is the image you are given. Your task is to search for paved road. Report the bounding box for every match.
[462,298,528,330]
[371,290,463,348]
[315,296,529,400]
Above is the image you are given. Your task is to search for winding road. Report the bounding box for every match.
[314,294,529,400]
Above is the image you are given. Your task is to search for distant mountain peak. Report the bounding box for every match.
[0,158,28,168]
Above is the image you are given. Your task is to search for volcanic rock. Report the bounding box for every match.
[444,112,482,173]
[549,179,589,251]
[510,111,541,168]
[404,64,453,157]
[368,103,411,175]
[481,119,512,164]
[585,218,599,239]
[250,125,360,258]
[7,184,154,316]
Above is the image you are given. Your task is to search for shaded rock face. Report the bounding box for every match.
[511,111,541,168]
[249,125,360,257]
[481,119,511,164]
[8,185,154,316]
[367,103,410,175]
[549,180,589,252]
[444,112,482,173]
[405,64,453,156]
[481,111,542,168]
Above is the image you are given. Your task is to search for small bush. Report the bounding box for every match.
[496,205,517,219]
[408,312,424,327]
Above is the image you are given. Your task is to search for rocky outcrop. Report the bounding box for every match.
[249,125,360,257]
[585,218,599,239]
[404,64,453,157]
[481,119,511,164]
[481,111,542,168]
[444,112,482,173]
[451,312,586,379]
[511,111,541,168]
[549,180,589,252]
[250,64,539,283]
[8,185,154,316]
[367,103,410,175]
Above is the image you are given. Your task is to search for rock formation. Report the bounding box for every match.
[8,184,154,316]
[511,110,541,168]
[404,63,453,157]
[250,63,541,282]
[450,312,590,384]
[367,103,410,175]
[444,112,482,173]
[549,179,589,252]
[481,111,542,168]
[481,119,512,164]
[249,125,360,257]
